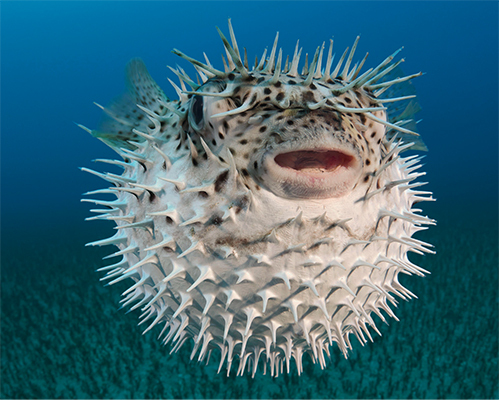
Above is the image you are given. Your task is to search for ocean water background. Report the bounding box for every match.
[1,1,497,399]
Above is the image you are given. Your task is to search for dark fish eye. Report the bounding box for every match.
[190,94,204,129]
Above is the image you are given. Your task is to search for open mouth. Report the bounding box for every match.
[263,148,362,199]
[274,150,355,175]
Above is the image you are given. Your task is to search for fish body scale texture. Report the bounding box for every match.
[83,23,434,377]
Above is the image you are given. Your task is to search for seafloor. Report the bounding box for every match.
[1,204,497,399]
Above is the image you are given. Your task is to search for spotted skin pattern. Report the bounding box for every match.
[81,21,434,377]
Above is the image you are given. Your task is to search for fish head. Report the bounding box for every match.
[187,73,387,201]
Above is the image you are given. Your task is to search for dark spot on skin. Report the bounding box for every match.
[287,120,294,125]
[276,92,284,101]
[211,139,217,146]
[259,126,267,133]
[377,139,381,144]
[192,158,198,166]
[264,88,271,95]
[166,216,174,224]
[309,83,317,90]
[241,168,249,177]
[219,132,225,139]
[360,114,366,124]
[344,97,352,104]
[274,81,282,88]
[363,174,369,182]
[264,96,270,101]
[215,170,229,192]
[243,153,249,159]
[366,159,371,165]
[288,80,296,85]
[302,91,315,102]
[240,139,248,145]
[228,73,235,81]
[253,161,258,169]
[212,215,223,226]
[371,132,376,138]
[229,147,236,156]
[198,191,209,198]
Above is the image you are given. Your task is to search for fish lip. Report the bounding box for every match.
[261,143,363,199]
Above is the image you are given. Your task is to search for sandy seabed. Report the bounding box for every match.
[1,205,497,399]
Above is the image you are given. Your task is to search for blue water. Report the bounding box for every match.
[1,1,497,398]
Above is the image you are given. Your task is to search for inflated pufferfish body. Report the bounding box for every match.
[81,21,435,377]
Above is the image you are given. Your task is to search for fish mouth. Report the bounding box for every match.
[274,150,355,175]
[263,147,362,199]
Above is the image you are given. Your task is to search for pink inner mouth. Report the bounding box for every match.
[274,150,354,174]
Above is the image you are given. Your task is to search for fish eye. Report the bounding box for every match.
[189,94,204,130]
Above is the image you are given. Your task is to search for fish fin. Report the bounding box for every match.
[94,58,169,150]
[379,65,428,152]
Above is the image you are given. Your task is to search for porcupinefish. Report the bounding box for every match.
[81,20,435,377]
